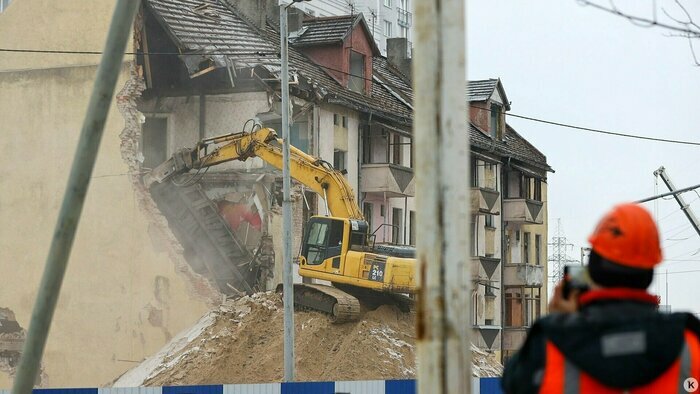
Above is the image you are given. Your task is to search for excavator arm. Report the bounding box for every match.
[144,127,364,220]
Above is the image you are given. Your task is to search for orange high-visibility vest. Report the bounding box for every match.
[539,330,700,394]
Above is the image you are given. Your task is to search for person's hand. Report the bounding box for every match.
[548,280,580,314]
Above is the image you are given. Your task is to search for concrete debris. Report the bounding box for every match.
[112,292,502,387]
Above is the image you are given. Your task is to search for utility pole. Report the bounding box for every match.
[11,1,140,393]
[653,167,700,238]
[414,0,471,392]
[280,0,294,382]
[548,219,578,284]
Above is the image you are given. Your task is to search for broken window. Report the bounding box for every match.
[142,117,168,169]
[349,51,365,93]
[333,150,346,172]
[409,210,416,246]
[535,234,541,265]
[471,158,479,188]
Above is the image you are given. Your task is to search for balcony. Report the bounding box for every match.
[470,187,500,215]
[503,198,543,224]
[398,8,412,27]
[472,326,501,350]
[504,263,544,287]
[471,256,500,280]
[360,163,414,197]
[502,327,528,351]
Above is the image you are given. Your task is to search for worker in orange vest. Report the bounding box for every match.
[502,203,700,393]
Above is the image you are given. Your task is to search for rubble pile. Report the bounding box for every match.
[113,292,502,387]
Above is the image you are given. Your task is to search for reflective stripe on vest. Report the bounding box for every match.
[539,330,700,394]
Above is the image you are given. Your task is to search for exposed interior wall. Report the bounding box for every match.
[0,64,213,388]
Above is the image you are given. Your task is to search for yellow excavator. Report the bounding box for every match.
[145,126,417,322]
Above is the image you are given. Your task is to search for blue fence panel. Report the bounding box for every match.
[479,378,503,394]
[280,381,335,394]
[162,385,223,394]
[384,380,415,394]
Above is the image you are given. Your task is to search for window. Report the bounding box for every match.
[523,232,531,264]
[342,115,348,128]
[333,113,340,126]
[535,234,541,265]
[399,26,408,38]
[384,0,392,7]
[471,158,479,187]
[533,178,542,201]
[409,210,416,246]
[380,204,385,217]
[392,208,403,244]
[333,150,346,172]
[391,133,402,165]
[363,203,373,231]
[505,292,523,327]
[142,117,168,169]
[484,163,497,190]
[490,103,502,139]
[349,51,365,93]
[485,214,494,228]
[362,126,372,164]
[0,0,12,13]
[302,219,345,265]
[384,20,393,36]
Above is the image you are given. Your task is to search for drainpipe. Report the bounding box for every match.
[500,163,506,362]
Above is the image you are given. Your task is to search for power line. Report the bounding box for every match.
[6,46,700,146]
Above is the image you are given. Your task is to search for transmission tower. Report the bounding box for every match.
[547,219,579,284]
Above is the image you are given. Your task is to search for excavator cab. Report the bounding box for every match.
[299,216,372,269]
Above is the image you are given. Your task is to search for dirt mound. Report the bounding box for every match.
[113,292,501,386]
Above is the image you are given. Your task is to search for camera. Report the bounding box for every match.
[563,264,590,299]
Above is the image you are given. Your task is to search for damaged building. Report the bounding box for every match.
[0,0,551,386]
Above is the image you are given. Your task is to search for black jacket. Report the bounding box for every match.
[502,288,700,394]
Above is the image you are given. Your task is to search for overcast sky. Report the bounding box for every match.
[467,0,700,313]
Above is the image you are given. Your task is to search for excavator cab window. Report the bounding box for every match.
[301,218,345,265]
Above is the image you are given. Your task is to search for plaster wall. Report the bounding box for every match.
[0,64,211,387]
[0,1,119,71]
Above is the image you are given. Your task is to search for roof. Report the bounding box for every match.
[468,78,510,110]
[144,0,412,123]
[468,122,552,174]
[292,14,381,56]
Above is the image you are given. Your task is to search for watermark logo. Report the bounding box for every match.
[685,377,699,393]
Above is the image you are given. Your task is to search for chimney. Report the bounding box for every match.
[387,38,411,77]
[229,0,269,29]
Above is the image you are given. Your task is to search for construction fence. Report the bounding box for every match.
[0,379,503,394]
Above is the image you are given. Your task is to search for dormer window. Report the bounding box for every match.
[349,51,366,93]
[490,103,503,139]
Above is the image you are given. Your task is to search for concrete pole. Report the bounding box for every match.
[280,2,295,382]
[11,1,140,393]
[414,0,471,392]
[654,167,700,238]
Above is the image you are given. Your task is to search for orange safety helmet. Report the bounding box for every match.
[588,203,662,270]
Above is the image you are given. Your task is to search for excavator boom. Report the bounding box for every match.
[145,128,363,220]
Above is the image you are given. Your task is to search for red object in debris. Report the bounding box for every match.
[218,201,262,231]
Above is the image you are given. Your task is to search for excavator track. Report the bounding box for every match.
[292,284,361,324]
[332,283,414,313]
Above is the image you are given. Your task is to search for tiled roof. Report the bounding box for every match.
[468,79,499,102]
[146,0,278,70]
[469,123,552,174]
[144,0,412,123]
[292,15,357,46]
